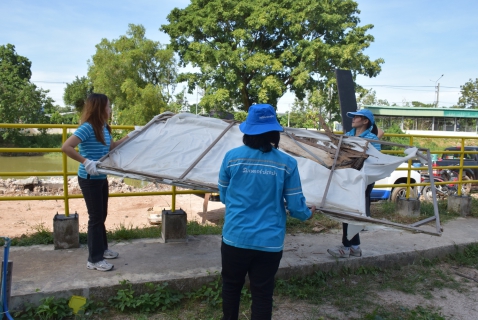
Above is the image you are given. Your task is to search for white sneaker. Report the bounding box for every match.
[327,246,350,258]
[87,260,114,271]
[104,249,119,259]
[350,246,362,257]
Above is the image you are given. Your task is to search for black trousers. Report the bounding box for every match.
[221,242,282,320]
[342,183,374,247]
[78,176,109,263]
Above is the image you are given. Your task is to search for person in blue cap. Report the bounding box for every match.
[327,108,381,258]
[218,103,315,320]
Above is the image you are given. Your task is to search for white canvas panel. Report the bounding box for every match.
[98,112,418,216]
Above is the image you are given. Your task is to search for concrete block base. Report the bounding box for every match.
[160,209,187,243]
[396,197,420,217]
[448,195,471,217]
[53,213,79,249]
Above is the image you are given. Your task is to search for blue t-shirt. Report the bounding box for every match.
[74,122,111,179]
[345,127,381,151]
[218,145,311,252]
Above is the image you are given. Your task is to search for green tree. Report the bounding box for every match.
[161,0,384,113]
[0,44,54,143]
[88,24,178,125]
[49,111,63,124]
[63,76,93,113]
[411,101,434,108]
[381,123,409,151]
[234,111,248,122]
[457,78,478,108]
[281,88,337,129]
[358,89,389,106]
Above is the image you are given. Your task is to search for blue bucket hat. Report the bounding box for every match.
[239,104,284,135]
[347,109,375,128]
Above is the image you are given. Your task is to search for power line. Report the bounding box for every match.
[364,87,460,93]
[31,80,462,90]
[32,81,68,84]
[360,84,460,89]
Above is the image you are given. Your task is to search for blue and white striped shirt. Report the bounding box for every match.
[74,122,111,179]
[345,127,381,151]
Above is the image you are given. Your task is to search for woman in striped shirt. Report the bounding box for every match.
[62,93,130,271]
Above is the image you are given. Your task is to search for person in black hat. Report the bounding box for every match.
[218,103,315,320]
[327,108,381,258]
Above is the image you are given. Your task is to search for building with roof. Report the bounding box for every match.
[364,105,478,136]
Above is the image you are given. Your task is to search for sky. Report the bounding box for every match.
[1,0,477,114]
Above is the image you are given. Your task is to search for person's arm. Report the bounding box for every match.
[218,156,230,205]
[307,206,316,220]
[284,165,312,221]
[377,127,384,139]
[110,135,129,150]
[61,135,86,164]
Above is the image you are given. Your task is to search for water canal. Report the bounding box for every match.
[0,155,145,187]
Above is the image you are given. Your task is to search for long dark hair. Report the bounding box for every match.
[80,93,111,145]
[243,131,280,153]
[371,123,378,135]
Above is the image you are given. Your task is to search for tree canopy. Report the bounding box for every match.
[358,89,389,107]
[280,89,333,129]
[457,78,478,108]
[63,76,93,113]
[161,0,384,112]
[87,24,179,125]
[0,44,54,142]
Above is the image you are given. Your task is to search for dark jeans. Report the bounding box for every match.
[78,176,109,263]
[342,183,374,247]
[221,242,282,320]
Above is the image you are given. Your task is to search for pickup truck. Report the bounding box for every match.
[435,146,478,181]
[202,163,420,204]
[371,162,421,202]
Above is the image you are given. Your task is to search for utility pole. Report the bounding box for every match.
[436,82,440,108]
[432,74,444,108]
[287,104,290,127]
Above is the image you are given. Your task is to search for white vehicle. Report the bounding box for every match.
[371,163,421,202]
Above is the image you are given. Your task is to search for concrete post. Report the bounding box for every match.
[53,212,80,249]
[448,195,471,217]
[396,198,420,217]
[160,209,188,243]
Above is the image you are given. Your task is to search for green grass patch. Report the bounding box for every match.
[364,305,446,320]
[285,212,340,234]
[370,198,468,226]
[187,220,223,235]
[273,244,477,317]
[106,224,161,242]
[3,223,54,246]
[445,243,478,268]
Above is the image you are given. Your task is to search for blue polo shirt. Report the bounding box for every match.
[346,127,381,151]
[74,122,111,179]
[218,145,311,252]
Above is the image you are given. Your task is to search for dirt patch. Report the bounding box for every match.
[0,178,225,238]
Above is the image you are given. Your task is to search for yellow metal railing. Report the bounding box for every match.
[1,124,477,209]
[374,134,478,197]
[0,123,209,216]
